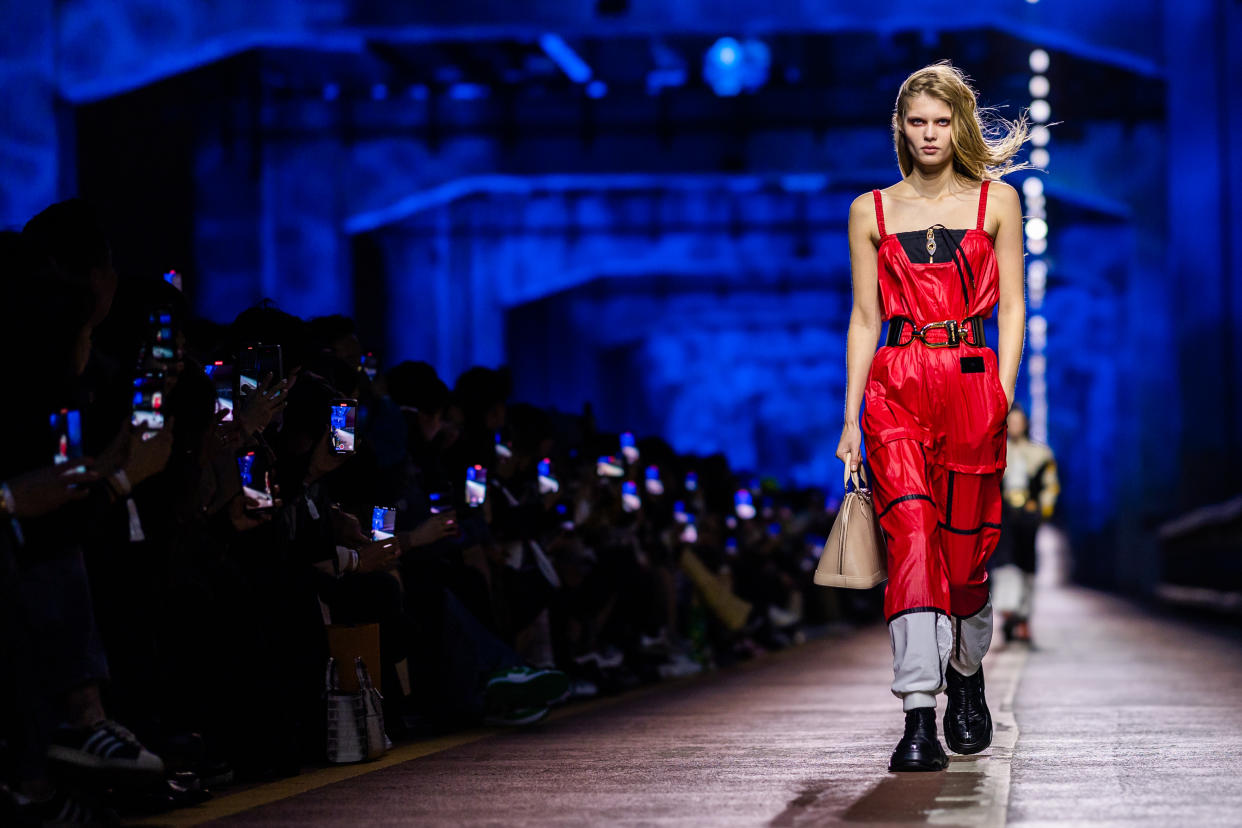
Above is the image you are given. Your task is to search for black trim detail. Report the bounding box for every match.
[877,493,935,520]
[955,616,962,661]
[945,471,956,528]
[887,606,948,623]
[938,521,1002,535]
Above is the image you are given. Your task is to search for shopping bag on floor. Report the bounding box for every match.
[325,657,389,763]
[814,457,887,589]
[327,623,383,693]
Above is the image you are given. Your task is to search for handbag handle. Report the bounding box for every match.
[842,452,869,492]
[325,657,340,694]
[354,656,375,693]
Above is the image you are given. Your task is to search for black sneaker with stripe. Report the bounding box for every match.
[48,720,165,782]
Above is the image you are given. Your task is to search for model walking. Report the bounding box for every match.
[991,404,1059,644]
[836,62,1029,771]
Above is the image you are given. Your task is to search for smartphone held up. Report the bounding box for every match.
[330,399,357,455]
[371,506,397,541]
[622,480,641,513]
[465,465,487,508]
[237,450,275,512]
[49,408,90,477]
[238,344,282,401]
[131,372,166,430]
[538,458,559,495]
[204,361,235,422]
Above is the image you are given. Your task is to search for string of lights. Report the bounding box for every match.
[1024,47,1051,444]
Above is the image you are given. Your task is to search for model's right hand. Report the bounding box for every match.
[836,422,862,472]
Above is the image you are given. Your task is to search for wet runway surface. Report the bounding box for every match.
[175,585,1242,826]
[1006,588,1242,826]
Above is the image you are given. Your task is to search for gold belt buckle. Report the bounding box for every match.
[916,320,960,348]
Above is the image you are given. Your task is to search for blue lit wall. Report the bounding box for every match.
[1,0,1239,593]
[507,275,850,485]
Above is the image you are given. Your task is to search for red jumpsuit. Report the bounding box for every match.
[863,182,1009,709]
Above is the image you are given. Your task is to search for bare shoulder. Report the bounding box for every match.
[848,191,879,238]
[986,179,1021,209]
[849,190,877,216]
[984,179,1021,237]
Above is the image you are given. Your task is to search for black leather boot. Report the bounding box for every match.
[943,665,993,754]
[888,708,949,772]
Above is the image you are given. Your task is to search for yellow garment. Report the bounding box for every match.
[1002,437,1059,518]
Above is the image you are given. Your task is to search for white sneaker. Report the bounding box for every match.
[47,720,165,783]
[657,653,704,680]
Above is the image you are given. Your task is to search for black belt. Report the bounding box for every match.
[885,315,987,348]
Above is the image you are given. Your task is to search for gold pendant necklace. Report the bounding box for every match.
[925,228,937,263]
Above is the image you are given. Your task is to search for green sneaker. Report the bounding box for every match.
[484,666,571,712]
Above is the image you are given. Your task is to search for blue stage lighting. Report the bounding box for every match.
[539,33,593,84]
[448,83,489,101]
[646,67,686,95]
[647,39,688,95]
[704,37,770,97]
[586,80,608,99]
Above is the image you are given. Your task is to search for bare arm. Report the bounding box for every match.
[991,181,1026,404]
[836,194,883,472]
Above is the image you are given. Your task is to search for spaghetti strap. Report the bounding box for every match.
[872,190,887,238]
[976,180,990,231]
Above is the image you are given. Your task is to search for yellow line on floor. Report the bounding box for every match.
[125,728,493,827]
[126,689,645,827]
[127,635,840,826]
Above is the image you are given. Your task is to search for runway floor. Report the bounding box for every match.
[141,584,1242,827]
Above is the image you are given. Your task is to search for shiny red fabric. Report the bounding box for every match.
[862,183,1007,620]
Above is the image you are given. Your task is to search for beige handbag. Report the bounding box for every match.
[814,455,888,589]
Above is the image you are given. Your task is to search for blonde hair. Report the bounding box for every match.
[892,61,1032,181]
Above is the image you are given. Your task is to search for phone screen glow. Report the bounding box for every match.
[465,465,487,507]
[330,402,357,454]
[371,506,397,541]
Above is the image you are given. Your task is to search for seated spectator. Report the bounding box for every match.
[0,195,837,825]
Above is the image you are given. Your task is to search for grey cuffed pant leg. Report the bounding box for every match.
[949,597,993,678]
[889,610,953,711]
